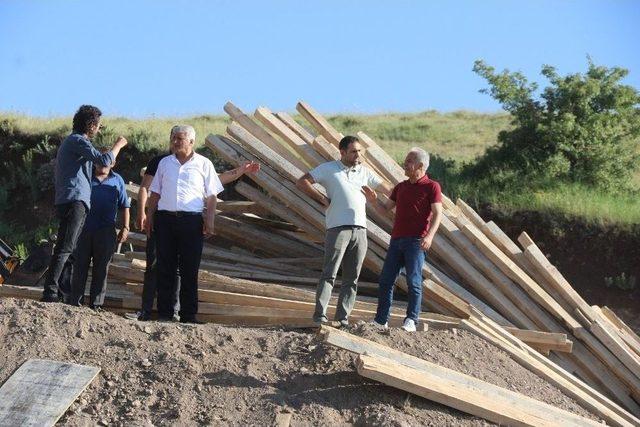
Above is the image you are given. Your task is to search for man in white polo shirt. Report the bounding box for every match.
[297,135,388,326]
[145,125,224,324]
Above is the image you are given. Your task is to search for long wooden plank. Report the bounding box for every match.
[296,101,344,146]
[482,221,568,311]
[474,312,640,419]
[0,359,100,427]
[423,279,471,319]
[439,215,557,331]
[430,234,537,330]
[599,306,640,356]
[215,214,321,257]
[460,223,583,332]
[274,112,316,144]
[224,102,309,172]
[311,135,341,161]
[453,222,640,403]
[505,327,573,352]
[255,106,326,167]
[235,181,325,242]
[205,135,326,233]
[520,233,597,326]
[590,319,640,381]
[355,131,405,184]
[356,354,600,427]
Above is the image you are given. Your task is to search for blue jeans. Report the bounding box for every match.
[375,237,426,325]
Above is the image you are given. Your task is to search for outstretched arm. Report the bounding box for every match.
[219,161,260,185]
[362,185,396,213]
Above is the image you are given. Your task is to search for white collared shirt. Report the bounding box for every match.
[150,152,224,212]
[309,160,382,229]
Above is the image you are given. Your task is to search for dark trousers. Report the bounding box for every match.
[43,201,88,300]
[141,231,180,314]
[155,212,203,320]
[69,226,117,307]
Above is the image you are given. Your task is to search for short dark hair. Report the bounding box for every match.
[72,105,102,134]
[339,135,359,151]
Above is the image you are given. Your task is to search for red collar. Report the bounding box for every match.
[408,173,430,184]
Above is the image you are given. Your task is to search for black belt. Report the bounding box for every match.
[157,210,202,217]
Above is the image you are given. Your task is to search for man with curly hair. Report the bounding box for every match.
[41,105,128,303]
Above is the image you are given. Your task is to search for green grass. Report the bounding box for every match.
[0,112,230,151]
[327,110,512,162]
[2,110,639,226]
[461,183,640,226]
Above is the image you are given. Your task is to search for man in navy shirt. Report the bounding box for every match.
[69,158,130,308]
[42,105,128,303]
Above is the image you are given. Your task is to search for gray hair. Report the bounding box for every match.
[408,147,430,170]
[171,124,196,141]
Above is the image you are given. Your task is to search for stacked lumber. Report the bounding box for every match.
[194,100,640,424]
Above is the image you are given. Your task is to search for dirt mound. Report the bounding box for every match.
[0,298,600,426]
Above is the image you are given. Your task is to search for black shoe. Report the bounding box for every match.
[157,316,175,322]
[40,294,61,303]
[179,317,205,325]
[138,311,152,321]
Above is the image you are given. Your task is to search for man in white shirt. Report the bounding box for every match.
[296,135,390,326]
[145,125,224,324]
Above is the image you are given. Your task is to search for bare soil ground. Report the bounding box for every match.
[0,298,601,426]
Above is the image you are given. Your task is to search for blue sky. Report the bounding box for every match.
[1,0,638,117]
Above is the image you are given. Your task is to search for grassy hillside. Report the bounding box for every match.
[1,110,639,234]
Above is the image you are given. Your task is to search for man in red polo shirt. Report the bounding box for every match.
[363,147,443,332]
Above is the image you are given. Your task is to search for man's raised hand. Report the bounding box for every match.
[361,185,377,204]
[240,161,260,175]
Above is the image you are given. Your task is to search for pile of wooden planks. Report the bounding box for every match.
[193,100,639,424]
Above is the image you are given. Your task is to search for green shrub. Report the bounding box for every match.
[467,58,640,192]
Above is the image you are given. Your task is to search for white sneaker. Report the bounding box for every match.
[401,318,417,332]
[370,320,388,330]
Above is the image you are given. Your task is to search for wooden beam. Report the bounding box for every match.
[423,279,471,319]
[430,233,537,330]
[235,181,325,242]
[356,354,601,427]
[255,106,326,167]
[296,101,344,146]
[439,215,554,331]
[460,223,582,332]
[355,131,405,184]
[504,327,573,353]
[275,111,316,144]
[519,232,597,326]
[311,135,341,161]
[224,101,309,172]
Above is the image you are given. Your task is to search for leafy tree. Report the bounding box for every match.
[466,59,640,192]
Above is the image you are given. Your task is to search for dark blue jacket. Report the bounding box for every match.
[54,133,114,208]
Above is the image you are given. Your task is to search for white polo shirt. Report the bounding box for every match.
[310,160,382,229]
[150,152,224,213]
